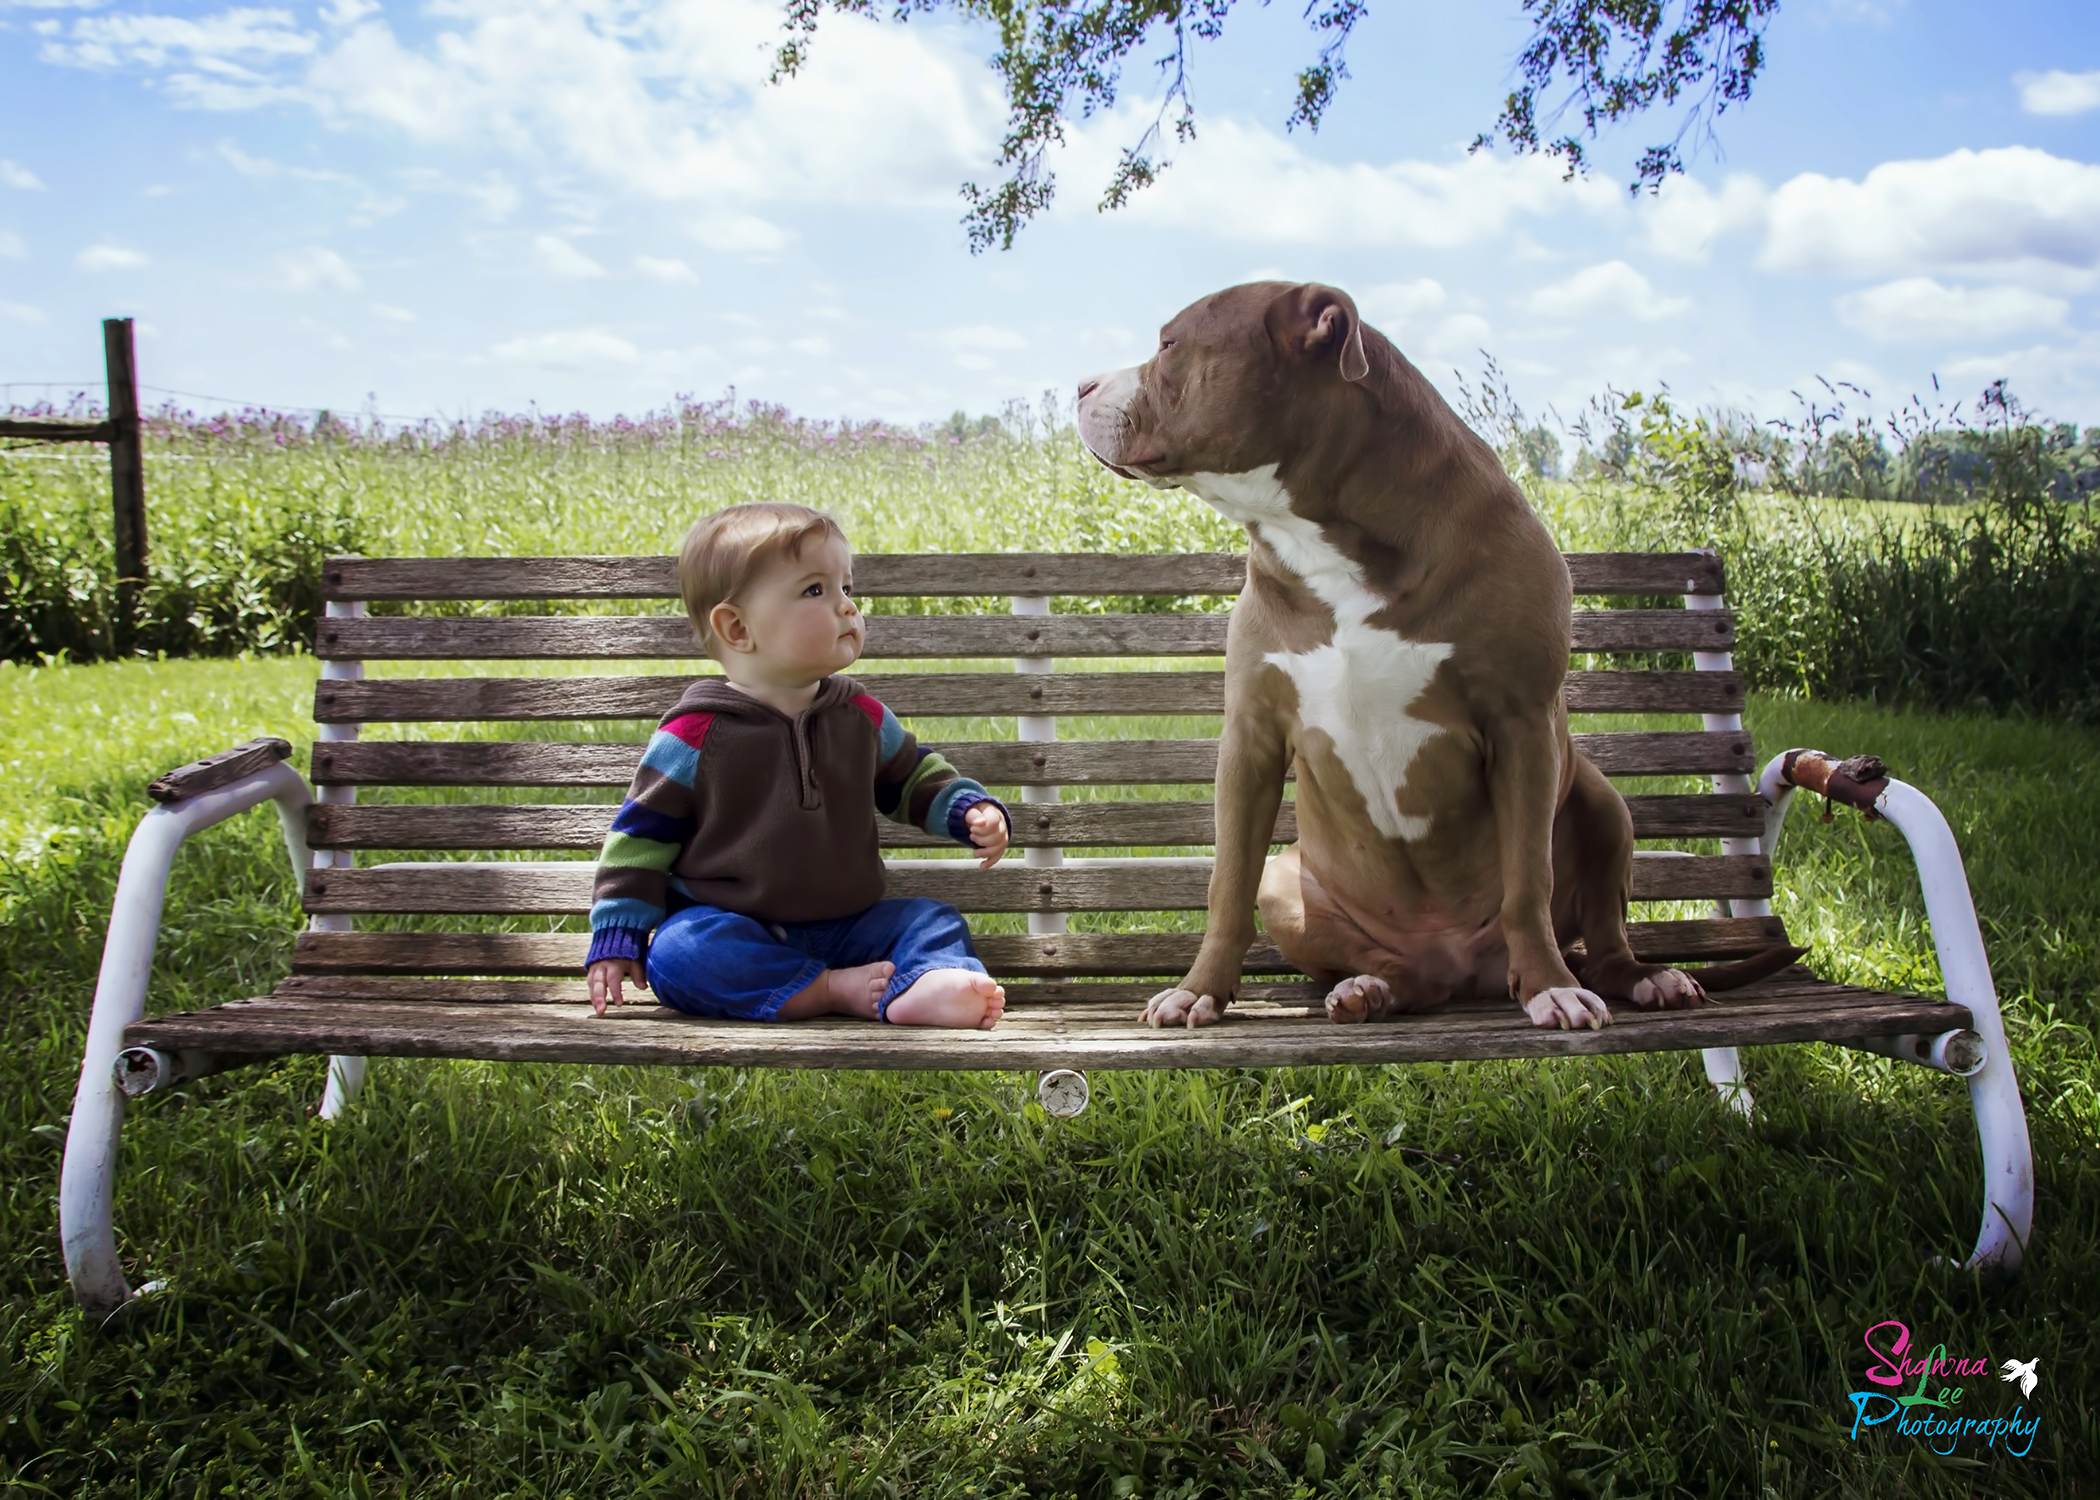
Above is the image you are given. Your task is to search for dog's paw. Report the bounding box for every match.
[1142,988,1225,1028]
[1324,974,1392,1025]
[1523,987,1612,1031]
[1631,968,1705,1010]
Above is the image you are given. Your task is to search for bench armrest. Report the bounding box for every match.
[62,753,313,1313]
[1756,749,2033,1270]
[146,736,292,804]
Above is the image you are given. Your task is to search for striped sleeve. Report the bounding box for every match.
[851,692,1009,847]
[586,710,709,967]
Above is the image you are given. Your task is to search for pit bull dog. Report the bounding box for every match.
[1077,281,1794,1032]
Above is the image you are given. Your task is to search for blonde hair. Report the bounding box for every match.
[678,502,848,656]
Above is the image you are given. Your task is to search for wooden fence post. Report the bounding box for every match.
[103,317,148,642]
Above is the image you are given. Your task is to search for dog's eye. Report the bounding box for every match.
[1160,339,1176,352]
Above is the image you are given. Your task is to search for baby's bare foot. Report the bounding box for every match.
[824,961,893,1020]
[885,969,1005,1029]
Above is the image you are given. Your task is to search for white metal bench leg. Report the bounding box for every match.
[320,1053,367,1119]
[61,761,313,1314]
[1758,754,2035,1271]
[1012,593,1066,939]
[1687,579,1756,1117]
[316,597,369,1119]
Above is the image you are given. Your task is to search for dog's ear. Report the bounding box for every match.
[1278,284,1370,383]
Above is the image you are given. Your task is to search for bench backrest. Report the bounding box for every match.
[290,552,1789,988]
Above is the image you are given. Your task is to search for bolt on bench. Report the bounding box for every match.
[62,551,2035,1313]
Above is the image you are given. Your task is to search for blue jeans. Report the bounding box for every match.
[645,897,986,1022]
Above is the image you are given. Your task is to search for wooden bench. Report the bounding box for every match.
[60,550,2035,1313]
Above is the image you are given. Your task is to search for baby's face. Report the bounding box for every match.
[732,534,865,681]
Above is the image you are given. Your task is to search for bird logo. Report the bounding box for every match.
[1999,1357,2039,1398]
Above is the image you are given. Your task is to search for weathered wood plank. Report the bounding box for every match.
[302,852,1770,916]
[311,738,1224,788]
[126,983,1964,1070]
[1575,609,1735,652]
[312,670,1229,724]
[311,730,1752,789]
[312,667,1743,725]
[314,610,1730,662]
[288,914,1793,979]
[1580,730,1753,775]
[269,972,1881,1011]
[1565,552,1724,596]
[317,613,1230,661]
[325,554,1252,601]
[271,975,1332,1007]
[308,792,1766,852]
[146,737,293,804]
[0,417,118,442]
[323,552,1722,603]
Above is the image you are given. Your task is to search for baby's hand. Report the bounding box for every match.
[587,957,647,1016]
[966,801,1010,869]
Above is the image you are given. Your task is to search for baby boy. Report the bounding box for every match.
[585,502,1010,1028]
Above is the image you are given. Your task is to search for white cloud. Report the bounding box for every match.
[291,0,994,209]
[691,214,792,253]
[1836,277,2069,343]
[1358,278,1494,361]
[319,0,377,25]
[1761,147,2100,281]
[41,5,316,110]
[1639,173,1769,261]
[1,159,46,190]
[2017,69,2100,118]
[941,324,1027,370]
[533,234,606,278]
[1,301,47,324]
[0,230,25,260]
[1082,116,1623,247]
[490,329,638,369]
[370,302,415,321]
[274,245,360,291]
[1937,332,2100,401]
[1524,261,1691,322]
[942,325,1028,352]
[77,242,149,270]
[634,254,696,283]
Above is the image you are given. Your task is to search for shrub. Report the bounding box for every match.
[1547,386,2100,722]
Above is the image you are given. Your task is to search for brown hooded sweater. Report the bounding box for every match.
[585,676,1005,965]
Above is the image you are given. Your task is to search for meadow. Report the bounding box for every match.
[1,403,2098,1496]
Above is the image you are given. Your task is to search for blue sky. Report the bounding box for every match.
[4,0,2100,429]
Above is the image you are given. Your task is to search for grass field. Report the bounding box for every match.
[2,642,2097,1497]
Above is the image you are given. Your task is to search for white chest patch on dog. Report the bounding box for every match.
[1186,465,1454,842]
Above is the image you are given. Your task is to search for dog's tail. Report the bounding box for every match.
[1679,944,1810,993]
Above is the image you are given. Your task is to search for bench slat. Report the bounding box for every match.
[311,730,1753,788]
[301,852,1772,916]
[323,551,1725,602]
[307,792,1768,851]
[314,609,1732,662]
[274,970,1870,1009]
[290,915,1792,978]
[125,982,1963,1070]
[312,668,1745,724]
[273,970,1889,1013]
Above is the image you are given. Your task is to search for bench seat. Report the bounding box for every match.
[132,971,1965,1071]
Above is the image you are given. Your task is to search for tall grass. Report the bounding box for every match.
[9,385,2098,725]
[1522,388,2100,722]
[0,398,1237,662]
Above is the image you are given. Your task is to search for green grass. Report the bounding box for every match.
[2,653,2097,1496]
